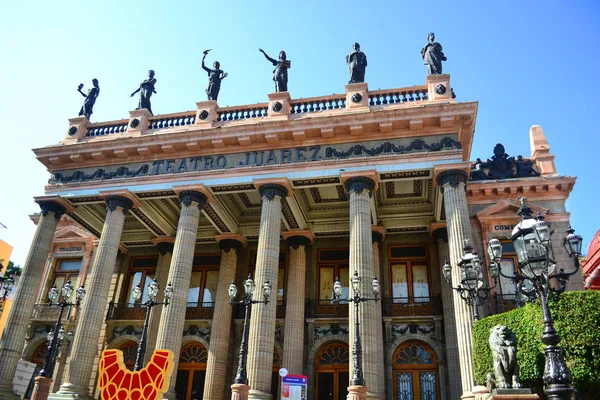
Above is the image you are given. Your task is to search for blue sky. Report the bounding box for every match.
[0,0,598,265]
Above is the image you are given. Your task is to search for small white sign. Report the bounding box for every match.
[279,367,288,377]
[13,359,37,398]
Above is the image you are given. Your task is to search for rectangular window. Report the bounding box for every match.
[388,246,430,304]
[391,263,409,303]
[125,257,158,305]
[188,255,220,309]
[317,249,349,304]
[51,259,83,299]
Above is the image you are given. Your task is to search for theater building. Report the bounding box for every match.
[0,74,581,400]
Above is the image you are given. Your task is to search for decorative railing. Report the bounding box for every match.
[216,104,269,122]
[106,302,146,320]
[231,299,285,319]
[290,94,347,115]
[147,112,196,130]
[33,303,73,321]
[185,302,215,319]
[382,296,442,317]
[86,120,129,137]
[305,299,350,318]
[368,86,428,106]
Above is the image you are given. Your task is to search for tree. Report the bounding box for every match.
[4,260,22,277]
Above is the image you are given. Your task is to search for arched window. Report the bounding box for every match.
[176,342,208,400]
[393,341,439,400]
[315,342,350,400]
[117,341,138,371]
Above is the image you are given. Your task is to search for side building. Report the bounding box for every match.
[0,75,581,400]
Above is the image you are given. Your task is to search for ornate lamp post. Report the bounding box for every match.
[442,240,498,321]
[0,270,15,308]
[332,272,380,388]
[487,198,582,400]
[131,279,173,371]
[228,274,272,387]
[31,280,85,400]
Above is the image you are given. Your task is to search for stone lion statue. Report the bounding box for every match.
[486,325,523,390]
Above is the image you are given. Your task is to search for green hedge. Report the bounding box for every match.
[473,291,600,397]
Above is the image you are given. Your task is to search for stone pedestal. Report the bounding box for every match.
[64,116,89,141]
[345,83,369,109]
[31,376,53,400]
[347,385,368,400]
[231,384,250,400]
[127,108,152,134]
[0,198,69,399]
[267,92,291,119]
[478,389,539,400]
[426,74,453,102]
[195,100,219,126]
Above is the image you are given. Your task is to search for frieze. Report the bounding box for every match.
[211,184,256,193]
[391,323,436,341]
[314,324,349,341]
[292,177,340,187]
[136,190,176,199]
[380,170,430,180]
[183,325,210,343]
[111,325,143,341]
[48,136,460,184]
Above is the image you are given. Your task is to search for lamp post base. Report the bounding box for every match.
[231,384,250,400]
[347,385,368,400]
[31,376,53,400]
[544,383,576,400]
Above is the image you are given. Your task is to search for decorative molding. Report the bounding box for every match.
[292,177,340,187]
[111,325,143,341]
[391,323,436,341]
[106,195,134,214]
[122,241,153,247]
[68,196,104,204]
[436,169,468,193]
[211,184,256,193]
[380,170,429,180]
[431,228,448,243]
[258,183,288,201]
[470,143,540,181]
[183,325,210,343]
[49,164,150,184]
[204,204,231,233]
[136,190,176,199]
[156,241,174,255]
[160,198,180,217]
[219,239,245,253]
[286,235,311,249]
[131,208,166,236]
[326,137,461,159]
[67,212,102,237]
[178,190,208,209]
[281,198,299,229]
[386,227,428,233]
[344,176,376,196]
[314,324,349,341]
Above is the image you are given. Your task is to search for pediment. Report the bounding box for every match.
[53,225,97,241]
[476,199,549,220]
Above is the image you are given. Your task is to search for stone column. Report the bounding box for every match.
[436,170,476,396]
[0,200,67,399]
[281,232,312,375]
[433,228,461,400]
[144,238,175,365]
[155,190,208,399]
[371,228,385,400]
[344,176,378,400]
[204,236,246,400]
[55,195,134,399]
[247,183,287,400]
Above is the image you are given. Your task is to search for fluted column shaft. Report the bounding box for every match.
[0,202,65,398]
[434,229,461,400]
[57,196,133,397]
[155,191,207,399]
[144,241,174,365]
[345,177,378,399]
[247,184,287,400]
[437,170,475,394]
[204,239,244,400]
[371,234,385,400]
[282,236,310,375]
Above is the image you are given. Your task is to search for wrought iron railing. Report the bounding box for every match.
[106,302,147,320]
[185,302,215,319]
[305,299,350,318]
[382,296,442,317]
[33,303,73,321]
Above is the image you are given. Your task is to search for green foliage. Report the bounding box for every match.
[473,291,600,397]
[5,260,22,277]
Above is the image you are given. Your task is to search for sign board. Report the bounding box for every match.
[281,374,307,400]
[279,367,288,377]
[12,359,37,399]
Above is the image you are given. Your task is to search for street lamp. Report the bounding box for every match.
[131,279,173,371]
[442,239,497,321]
[332,272,380,387]
[0,271,15,307]
[487,198,582,400]
[228,274,271,385]
[38,280,86,378]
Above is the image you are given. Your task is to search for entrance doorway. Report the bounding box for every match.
[315,342,349,400]
[176,342,208,400]
[392,341,440,400]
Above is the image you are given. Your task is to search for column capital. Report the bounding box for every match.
[34,195,74,218]
[282,230,314,249]
[217,234,247,253]
[152,237,175,255]
[371,226,385,243]
[258,183,288,201]
[177,190,208,209]
[431,227,448,243]
[254,178,292,200]
[436,169,469,193]
[343,176,376,197]
[105,195,134,214]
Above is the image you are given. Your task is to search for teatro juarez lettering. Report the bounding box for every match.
[49,136,461,184]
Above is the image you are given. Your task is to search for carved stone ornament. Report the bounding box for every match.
[183,325,210,343]
[436,169,468,193]
[130,118,140,129]
[314,324,349,341]
[351,93,363,103]
[344,176,376,197]
[286,235,311,250]
[68,126,78,136]
[272,101,283,112]
[371,231,384,244]
[178,190,208,209]
[39,201,67,220]
[487,325,524,390]
[111,325,143,341]
[258,183,288,201]
[156,241,174,255]
[431,228,448,243]
[199,110,209,120]
[470,144,540,181]
[435,84,447,95]
[219,239,245,253]
[106,195,134,214]
[391,323,436,341]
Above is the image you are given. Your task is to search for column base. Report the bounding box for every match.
[347,385,368,400]
[231,383,250,400]
[49,383,92,400]
[462,391,475,400]
[31,376,53,400]
[0,387,20,400]
[248,389,272,400]
[366,390,380,400]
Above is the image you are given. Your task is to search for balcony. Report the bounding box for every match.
[185,302,215,320]
[382,296,443,317]
[305,299,350,318]
[32,303,73,322]
[232,299,286,319]
[105,302,218,321]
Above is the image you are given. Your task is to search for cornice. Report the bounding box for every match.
[466,176,576,204]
